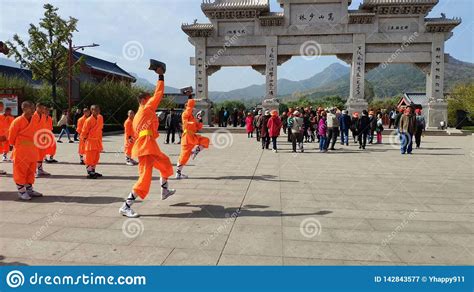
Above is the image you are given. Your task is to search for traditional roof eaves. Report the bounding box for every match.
[201,0,269,11]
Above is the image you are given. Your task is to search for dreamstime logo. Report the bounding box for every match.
[33,129,55,150]
[381,32,419,69]
[211,129,233,149]
[300,218,322,238]
[122,218,144,238]
[6,270,25,288]
[122,41,144,61]
[387,130,412,150]
[300,40,322,61]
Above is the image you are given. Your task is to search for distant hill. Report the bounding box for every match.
[130,72,180,93]
[209,63,349,101]
[208,55,474,102]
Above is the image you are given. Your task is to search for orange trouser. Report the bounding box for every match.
[85,150,100,167]
[178,136,209,166]
[1,141,9,153]
[133,153,173,199]
[14,160,37,185]
[124,141,134,157]
[78,140,85,155]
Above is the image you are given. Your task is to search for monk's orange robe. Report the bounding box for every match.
[178,99,209,166]
[123,117,134,157]
[8,114,40,185]
[44,115,56,157]
[82,114,103,167]
[1,114,14,154]
[77,115,87,156]
[33,112,48,161]
[131,78,173,199]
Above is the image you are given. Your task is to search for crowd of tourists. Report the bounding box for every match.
[242,105,426,155]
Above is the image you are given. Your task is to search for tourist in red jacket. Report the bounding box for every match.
[267,110,282,153]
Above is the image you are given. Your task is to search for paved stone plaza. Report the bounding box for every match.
[0,132,472,265]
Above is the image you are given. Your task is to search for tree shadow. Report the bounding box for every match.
[188,175,297,182]
[0,255,29,266]
[141,202,333,219]
[0,192,126,204]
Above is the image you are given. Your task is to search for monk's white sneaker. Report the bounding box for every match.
[161,189,176,200]
[119,206,139,218]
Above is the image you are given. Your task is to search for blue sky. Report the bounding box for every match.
[0,0,472,91]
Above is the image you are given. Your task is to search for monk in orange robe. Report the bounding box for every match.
[33,103,52,177]
[82,105,103,179]
[119,67,175,218]
[175,90,209,179]
[76,107,90,165]
[123,110,138,166]
[8,101,43,200]
[1,107,14,162]
[43,108,58,164]
[0,102,8,175]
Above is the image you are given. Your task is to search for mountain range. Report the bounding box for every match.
[207,55,474,102]
[2,56,473,102]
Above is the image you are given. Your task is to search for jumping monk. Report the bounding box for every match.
[82,105,103,179]
[43,107,58,163]
[175,89,209,179]
[34,103,51,177]
[1,107,14,162]
[123,110,138,166]
[119,66,175,218]
[8,101,43,200]
[0,102,8,175]
[76,107,90,165]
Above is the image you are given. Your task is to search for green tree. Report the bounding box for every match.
[448,83,474,127]
[6,3,80,107]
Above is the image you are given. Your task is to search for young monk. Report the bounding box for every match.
[119,66,175,218]
[8,101,43,199]
[34,103,51,177]
[0,102,8,175]
[43,107,58,163]
[123,110,138,166]
[2,107,14,162]
[175,90,209,179]
[82,105,103,179]
[76,107,90,165]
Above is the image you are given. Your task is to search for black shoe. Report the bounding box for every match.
[68,140,74,143]
[95,172,103,177]
[87,173,97,179]
[57,140,63,143]
[80,160,85,165]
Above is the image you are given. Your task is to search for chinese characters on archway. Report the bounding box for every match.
[297,11,335,23]
[267,47,276,98]
[355,45,364,98]
[433,46,443,97]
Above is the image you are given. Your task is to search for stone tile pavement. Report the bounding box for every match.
[0,132,472,265]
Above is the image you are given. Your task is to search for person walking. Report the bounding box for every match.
[357,110,370,150]
[368,111,376,144]
[376,113,384,144]
[339,109,351,146]
[350,112,359,143]
[254,110,262,142]
[325,108,339,150]
[318,111,327,152]
[73,108,82,141]
[281,112,288,135]
[414,109,426,148]
[267,110,282,153]
[165,109,179,144]
[57,110,73,143]
[388,109,397,129]
[260,111,271,149]
[399,107,417,154]
[245,112,254,138]
[289,110,304,153]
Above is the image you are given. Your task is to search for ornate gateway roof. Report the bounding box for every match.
[360,0,438,15]
[201,0,270,19]
[425,17,461,32]
[182,23,215,37]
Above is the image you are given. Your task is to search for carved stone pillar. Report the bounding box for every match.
[262,36,280,113]
[346,34,367,114]
[194,38,212,125]
[426,33,447,128]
